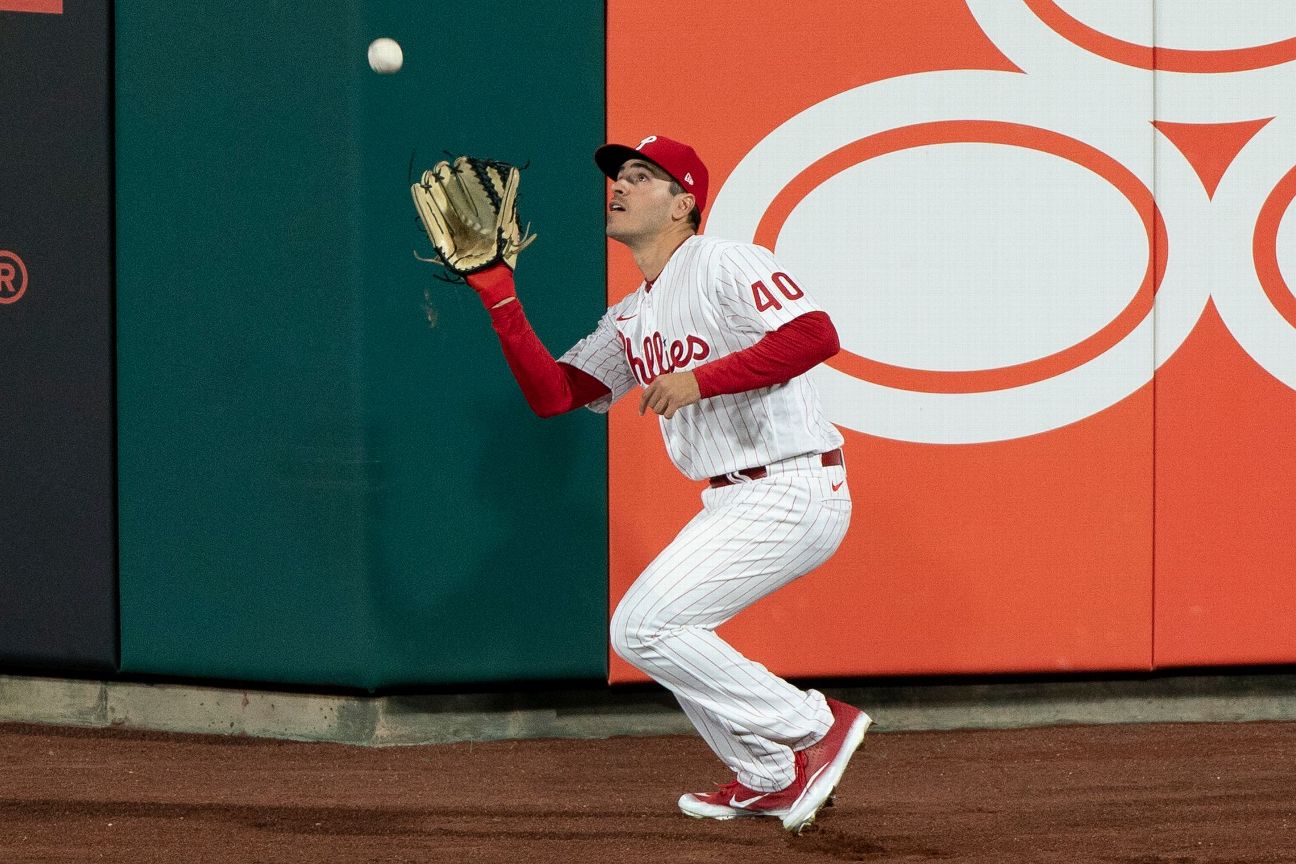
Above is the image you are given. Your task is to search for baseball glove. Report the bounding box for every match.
[410,155,536,277]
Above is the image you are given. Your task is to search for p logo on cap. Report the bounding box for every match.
[594,135,711,214]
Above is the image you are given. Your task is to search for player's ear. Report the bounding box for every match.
[673,192,696,222]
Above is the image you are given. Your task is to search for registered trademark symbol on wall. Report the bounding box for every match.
[0,250,28,304]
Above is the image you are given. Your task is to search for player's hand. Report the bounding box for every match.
[639,372,701,419]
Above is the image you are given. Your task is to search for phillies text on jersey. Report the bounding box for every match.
[558,234,843,480]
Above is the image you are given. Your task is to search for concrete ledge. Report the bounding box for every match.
[0,676,107,729]
[830,672,1296,732]
[0,675,376,743]
[3,671,1296,745]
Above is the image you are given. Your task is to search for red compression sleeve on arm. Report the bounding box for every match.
[692,311,840,398]
[484,291,611,418]
[464,264,518,309]
[489,301,610,417]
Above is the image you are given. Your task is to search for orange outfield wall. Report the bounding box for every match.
[604,0,1296,683]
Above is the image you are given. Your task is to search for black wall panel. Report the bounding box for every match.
[0,1,116,672]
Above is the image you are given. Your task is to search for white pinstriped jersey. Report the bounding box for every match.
[558,234,843,480]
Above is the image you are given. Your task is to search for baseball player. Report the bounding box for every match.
[458,136,870,833]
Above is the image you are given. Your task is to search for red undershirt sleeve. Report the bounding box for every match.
[486,299,612,418]
[462,263,611,417]
[691,311,840,399]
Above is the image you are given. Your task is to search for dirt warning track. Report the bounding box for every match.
[0,720,1292,863]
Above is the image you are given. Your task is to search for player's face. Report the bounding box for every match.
[606,159,685,244]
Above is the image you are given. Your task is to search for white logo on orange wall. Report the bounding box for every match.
[708,0,1296,444]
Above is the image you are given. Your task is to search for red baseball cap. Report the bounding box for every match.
[595,135,710,213]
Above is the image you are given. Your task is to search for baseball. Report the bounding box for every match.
[367,37,403,74]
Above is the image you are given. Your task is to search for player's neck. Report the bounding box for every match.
[631,227,695,284]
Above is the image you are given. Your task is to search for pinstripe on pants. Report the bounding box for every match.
[610,458,852,792]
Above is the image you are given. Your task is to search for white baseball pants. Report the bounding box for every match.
[610,454,852,792]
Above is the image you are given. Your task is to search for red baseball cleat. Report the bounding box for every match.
[678,778,801,820]
[781,698,872,834]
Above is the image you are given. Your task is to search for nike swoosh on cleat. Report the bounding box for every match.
[730,794,767,808]
[616,314,636,321]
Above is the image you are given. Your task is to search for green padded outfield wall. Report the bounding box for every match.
[115,1,608,689]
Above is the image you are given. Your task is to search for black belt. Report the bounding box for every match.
[708,449,843,488]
